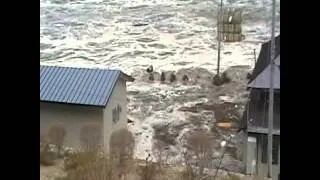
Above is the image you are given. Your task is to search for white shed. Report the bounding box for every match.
[40,65,134,153]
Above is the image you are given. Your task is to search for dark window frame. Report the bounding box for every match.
[261,135,280,165]
[112,105,122,124]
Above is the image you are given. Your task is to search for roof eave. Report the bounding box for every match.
[40,100,106,108]
[247,86,280,89]
[247,127,280,135]
[247,87,280,92]
[120,72,135,82]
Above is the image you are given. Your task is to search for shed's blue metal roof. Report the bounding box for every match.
[40,65,127,107]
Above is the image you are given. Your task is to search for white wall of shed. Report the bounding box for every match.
[40,102,103,149]
[103,78,128,153]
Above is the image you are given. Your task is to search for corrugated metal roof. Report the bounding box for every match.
[249,35,280,84]
[248,64,280,89]
[40,65,125,107]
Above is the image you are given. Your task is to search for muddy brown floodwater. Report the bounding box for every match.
[128,65,251,173]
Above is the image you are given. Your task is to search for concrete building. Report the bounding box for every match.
[40,65,134,152]
[242,35,280,180]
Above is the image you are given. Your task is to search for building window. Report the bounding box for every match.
[261,135,280,164]
[112,105,122,124]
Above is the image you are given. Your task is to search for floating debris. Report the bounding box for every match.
[148,73,154,81]
[222,72,231,83]
[127,119,134,124]
[160,72,166,82]
[146,65,153,73]
[169,73,176,83]
[132,22,149,27]
[213,72,231,86]
[213,75,223,86]
[217,122,233,129]
[182,74,189,81]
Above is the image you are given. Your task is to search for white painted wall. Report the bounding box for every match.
[245,135,280,180]
[256,139,280,180]
[40,102,103,149]
[246,136,257,175]
[103,78,128,153]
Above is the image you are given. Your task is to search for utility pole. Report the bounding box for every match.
[253,49,257,65]
[216,0,223,77]
[267,0,276,178]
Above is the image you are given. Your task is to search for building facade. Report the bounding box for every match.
[40,65,134,153]
[242,35,280,180]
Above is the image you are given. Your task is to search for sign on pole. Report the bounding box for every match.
[217,8,244,42]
